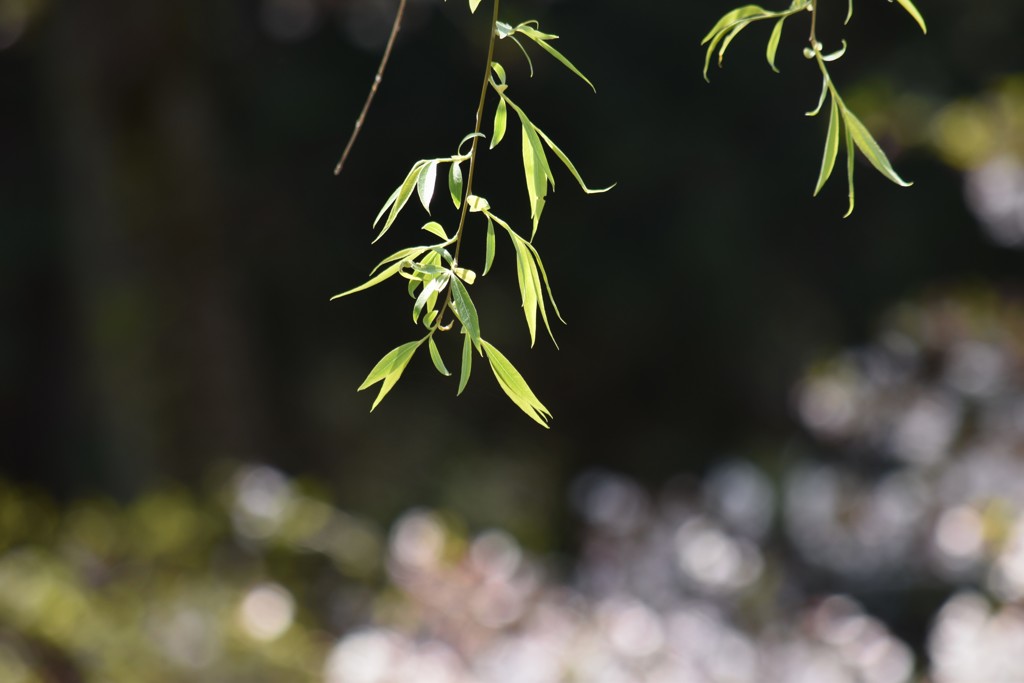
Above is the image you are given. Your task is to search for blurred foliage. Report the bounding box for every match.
[5,288,1024,682]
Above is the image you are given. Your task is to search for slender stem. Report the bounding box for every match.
[434,0,501,329]
[809,0,818,45]
[334,0,407,176]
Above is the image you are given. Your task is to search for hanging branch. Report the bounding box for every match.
[334,0,408,176]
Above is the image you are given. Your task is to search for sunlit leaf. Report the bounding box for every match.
[843,106,912,187]
[535,127,614,194]
[454,267,477,285]
[468,0,481,14]
[358,338,425,410]
[700,5,767,44]
[449,162,463,209]
[458,332,472,395]
[491,61,507,84]
[421,221,448,241]
[370,245,430,275]
[495,21,514,40]
[450,278,481,346]
[491,98,508,149]
[483,218,496,276]
[481,340,552,428]
[416,160,438,214]
[814,94,840,196]
[375,161,425,242]
[457,132,486,155]
[717,19,755,68]
[894,0,927,34]
[806,75,828,116]
[702,6,767,81]
[413,273,448,323]
[846,0,854,24]
[509,35,534,77]
[821,40,848,62]
[467,194,491,212]
[523,238,564,328]
[511,234,538,346]
[516,26,595,92]
[428,336,451,376]
[767,16,786,72]
[330,261,405,300]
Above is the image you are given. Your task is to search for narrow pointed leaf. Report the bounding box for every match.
[535,127,614,194]
[449,162,463,209]
[375,162,425,242]
[481,340,552,428]
[491,97,508,149]
[454,267,477,285]
[845,0,854,24]
[511,236,538,346]
[467,195,491,212]
[806,76,828,116]
[495,22,514,40]
[468,0,481,13]
[331,261,405,300]
[814,94,841,196]
[718,20,756,68]
[844,107,912,187]
[358,338,425,410]
[421,221,448,241]
[894,0,927,33]
[449,278,481,346]
[509,35,534,77]
[701,5,767,44]
[483,218,496,276]
[517,28,595,92]
[416,161,438,214]
[428,336,451,377]
[413,274,448,323]
[767,16,786,72]
[457,332,472,395]
[370,246,430,275]
[524,239,564,325]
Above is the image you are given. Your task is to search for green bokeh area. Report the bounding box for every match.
[2,0,1024,680]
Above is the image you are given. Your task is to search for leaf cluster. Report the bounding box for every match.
[334,0,610,427]
[702,0,926,215]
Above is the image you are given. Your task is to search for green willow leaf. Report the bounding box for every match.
[467,194,491,212]
[457,332,472,395]
[843,107,912,187]
[483,218,496,276]
[894,0,927,34]
[535,127,614,194]
[449,278,481,347]
[375,161,425,242]
[806,76,828,116]
[702,6,767,81]
[454,267,477,285]
[767,16,786,72]
[717,19,756,68]
[421,221,448,241]
[358,338,425,410]
[511,234,539,346]
[468,0,481,14]
[413,273,448,324]
[370,245,430,275]
[521,124,547,235]
[428,336,451,377]
[508,35,535,77]
[516,26,596,92]
[331,261,405,300]
[481,340,552,428]
[491,98,508,149]
[846,0,854,24]
[416,160,438,214]
[814,94,840,196]
[449,162,463,209]
[523,239,564,327]
[495,21,514,40]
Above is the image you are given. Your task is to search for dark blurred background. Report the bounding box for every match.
[3,0,1021,513]
[4,0,1024,680]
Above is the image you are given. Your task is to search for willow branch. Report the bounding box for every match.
[334,0,407,176]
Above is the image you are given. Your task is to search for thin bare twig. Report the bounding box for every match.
[334,0,408,176]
